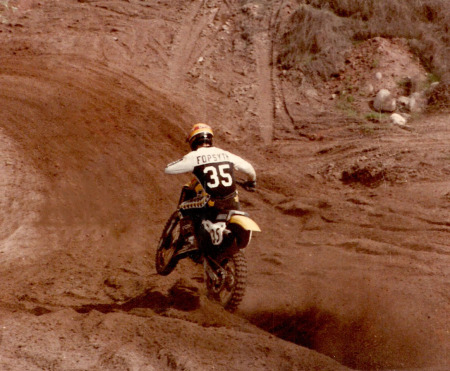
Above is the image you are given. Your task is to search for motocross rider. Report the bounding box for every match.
[165,123,256,256]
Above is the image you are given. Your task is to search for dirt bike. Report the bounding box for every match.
[155,185,260,312]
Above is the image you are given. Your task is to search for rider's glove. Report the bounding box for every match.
[243,180,256,192]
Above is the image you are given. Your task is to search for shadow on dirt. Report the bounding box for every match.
[245,305,427,370]
[75,281,201,315]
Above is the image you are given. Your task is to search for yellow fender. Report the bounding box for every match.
[229,215,261,232]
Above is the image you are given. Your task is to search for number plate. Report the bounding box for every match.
[202,220,227,245]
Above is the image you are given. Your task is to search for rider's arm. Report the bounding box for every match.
[228,153,256,182]
[164,153,196,175]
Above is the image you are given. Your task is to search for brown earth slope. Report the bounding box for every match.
[0,0,448,370]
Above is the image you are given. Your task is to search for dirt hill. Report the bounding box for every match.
[0,0,448,370]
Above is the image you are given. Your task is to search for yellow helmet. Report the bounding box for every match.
[187,123,214,150]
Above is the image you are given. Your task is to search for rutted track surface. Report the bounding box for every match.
[0,0,448,370]
[0,127,46,263]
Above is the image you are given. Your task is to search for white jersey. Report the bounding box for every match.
[165,146,256,199]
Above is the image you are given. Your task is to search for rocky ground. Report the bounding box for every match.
[0,0,448,370]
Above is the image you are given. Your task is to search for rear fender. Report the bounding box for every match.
[229,215,261,232]
[228,215,261,249]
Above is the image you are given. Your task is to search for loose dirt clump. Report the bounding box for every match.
[341,165,387,187]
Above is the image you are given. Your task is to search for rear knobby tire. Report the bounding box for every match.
[206,250,247,312]
[155,211,180,276]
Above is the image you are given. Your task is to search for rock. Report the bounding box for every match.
[390,113,407,126]
[397,96,410,112]
[362,83,374,95]
[305,87,319,99]
[409,91,427,113]
[397,91,428,113]
[430,81,439,89]
[374,89,396,112]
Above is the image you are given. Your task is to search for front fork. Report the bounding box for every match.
[203,256,220,282]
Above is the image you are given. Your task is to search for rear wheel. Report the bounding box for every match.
[206,250,247,312]
[155,212,181,276]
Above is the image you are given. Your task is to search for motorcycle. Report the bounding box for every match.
[155,183,260,312]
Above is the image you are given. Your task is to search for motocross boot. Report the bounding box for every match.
[176,216,198,256]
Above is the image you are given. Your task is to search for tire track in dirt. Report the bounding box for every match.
[254,33,274,144]
[268,0,298,138]
[167,0,220,86]
[253,0,290,144]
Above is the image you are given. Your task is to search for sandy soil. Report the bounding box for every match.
[0,0,448,370]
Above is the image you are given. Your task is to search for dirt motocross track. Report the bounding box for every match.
[0,0,449,370]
